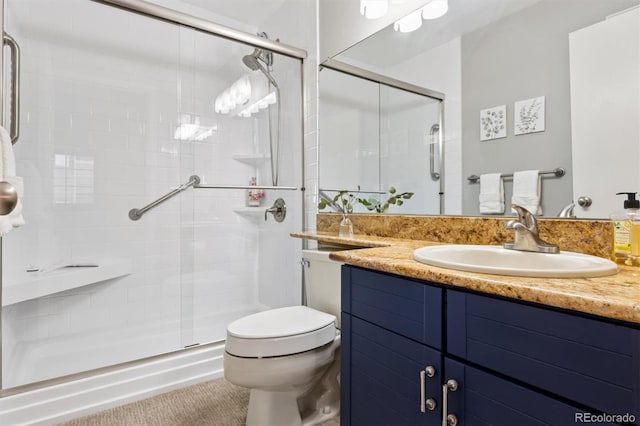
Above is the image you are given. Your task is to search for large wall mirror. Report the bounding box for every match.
[319,0,640,218]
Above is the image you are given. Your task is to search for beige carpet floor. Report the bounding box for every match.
[57,378,340,426]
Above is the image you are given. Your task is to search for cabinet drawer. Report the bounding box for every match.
[342,266,442,348]
[447,291,640,422]
[444,358,617,426]
[341,313,442,426]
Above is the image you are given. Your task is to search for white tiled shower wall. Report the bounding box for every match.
[2,0,307,388]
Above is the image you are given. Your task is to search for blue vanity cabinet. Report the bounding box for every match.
[341,265,640,426]
[447,290,640,425]
[341,266,444,426]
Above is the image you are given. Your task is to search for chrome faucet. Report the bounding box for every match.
[504,205,559,254]
[557,202,576,218]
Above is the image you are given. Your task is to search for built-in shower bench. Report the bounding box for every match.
[3,258,132,306]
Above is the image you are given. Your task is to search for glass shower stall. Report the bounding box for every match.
[0,0,305,390]
[319,60,445,215]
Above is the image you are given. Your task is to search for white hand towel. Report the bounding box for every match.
[0,126,24,236]
[479,173,504,214]
[512,170,542,215]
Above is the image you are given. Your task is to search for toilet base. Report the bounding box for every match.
[246,389,302,426]
[244,351,340,426]
[225,334,341,426]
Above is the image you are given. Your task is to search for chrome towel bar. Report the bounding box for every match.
[467,167,565,183]
[319,187,385,194]
[194,184,298,191]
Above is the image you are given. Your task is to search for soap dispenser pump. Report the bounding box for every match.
[610,192,639,264]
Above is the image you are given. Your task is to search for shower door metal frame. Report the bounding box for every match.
[0,0,308,395]
[320,58,446,214]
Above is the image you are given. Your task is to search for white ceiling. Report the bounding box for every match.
[339,0,543,68]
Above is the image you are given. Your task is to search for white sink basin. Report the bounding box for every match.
[413,245,618,278]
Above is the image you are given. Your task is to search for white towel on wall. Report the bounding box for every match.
[0,126,24,236]
[512,170,542,215]
[479,173,504,214]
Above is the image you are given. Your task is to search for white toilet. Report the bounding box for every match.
[223,249,342,426]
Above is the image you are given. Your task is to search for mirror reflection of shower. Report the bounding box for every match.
[242,32,281,186]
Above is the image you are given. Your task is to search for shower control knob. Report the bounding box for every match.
[265,198,286,222]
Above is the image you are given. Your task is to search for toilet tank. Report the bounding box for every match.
[302,249,343,328]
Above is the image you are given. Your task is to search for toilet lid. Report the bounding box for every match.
[226,306,337,358]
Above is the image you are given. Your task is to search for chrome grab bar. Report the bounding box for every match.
[129,177,299,221]
[3,33,20,145]
[129,175,200,221]
[467,167,565,183]
[429,124,440,181]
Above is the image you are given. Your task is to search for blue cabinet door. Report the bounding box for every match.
[447,290,640,422]
[444,358,618,426]
[342,266,442,349]
[342,313,442,426]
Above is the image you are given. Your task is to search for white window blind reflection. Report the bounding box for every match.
[54,154,95,204]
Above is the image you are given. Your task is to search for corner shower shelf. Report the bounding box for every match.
[3,258,132,306]
[232,154,270,168]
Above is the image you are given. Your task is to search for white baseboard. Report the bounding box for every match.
[0,343,225,426]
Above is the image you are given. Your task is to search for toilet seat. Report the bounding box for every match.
[226,306,337,358]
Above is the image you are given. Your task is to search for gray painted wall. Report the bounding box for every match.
[461,0,638,216]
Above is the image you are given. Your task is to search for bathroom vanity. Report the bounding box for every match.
[340,266,640,426]
[292,214,640,426]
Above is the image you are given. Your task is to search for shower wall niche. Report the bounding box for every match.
[1,0,303,389]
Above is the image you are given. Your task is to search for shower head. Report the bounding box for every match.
[242,49,262,71]
[242,48,279,89]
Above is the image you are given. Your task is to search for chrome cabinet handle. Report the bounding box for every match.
[442,379,458,426]
[425,398,437,411]
[3,33,20,145]
[420,365,437,413]
[420,370,426,412]
[425,365,435,378]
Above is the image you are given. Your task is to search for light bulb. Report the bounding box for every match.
[422,0,448,20]
[266,92,277,105]
[393,9,422,33]
[359,0,388,19]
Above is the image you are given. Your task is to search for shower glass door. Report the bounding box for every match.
[319,67,443,214]
[177,28,303,347]
[379,85,442,215]
[1,0,303,390]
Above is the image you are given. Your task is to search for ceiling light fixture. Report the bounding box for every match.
[393,9,422,33]
[359,0,388,19]
[393,0,449,33]
[422,0,448,20]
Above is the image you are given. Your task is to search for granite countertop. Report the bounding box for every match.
[292,231,640,325]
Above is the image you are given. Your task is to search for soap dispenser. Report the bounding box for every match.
[610,192,639,265]
[631,202,640,267]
